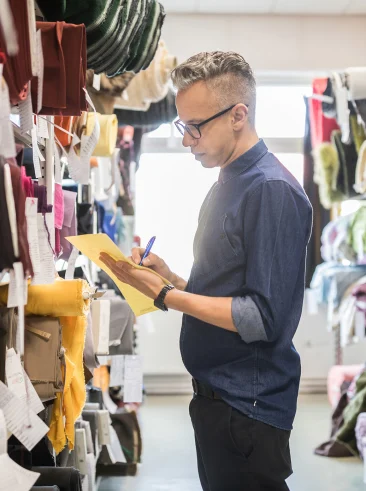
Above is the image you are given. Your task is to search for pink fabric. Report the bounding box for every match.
[327,365,364,408]
[54,183,65,229]
[60,190,77,260]
[310,78,340,148]
[21,166,34,197]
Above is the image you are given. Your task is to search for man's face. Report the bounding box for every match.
[176,81,237,169]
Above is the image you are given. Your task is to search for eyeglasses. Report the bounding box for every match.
[174,103,247,140]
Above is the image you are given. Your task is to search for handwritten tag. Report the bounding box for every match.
[91,300,110,355]
[31,215,55,285]
[123,356,143,403]
[7,263,27,309]
[5,349,26,400]
[45,212,55,252]
[65,246,79,280]
[36,29,44,114]
[0,80,16,159]
[109,355,124,387]
[18,87,33,135]
[25,198,40,274]
[0,381,49,451]
[31,125,42,178]
[37,116,49,139]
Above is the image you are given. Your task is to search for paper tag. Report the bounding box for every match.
[92,300,110,355]
[0,452,40,490]
[0,409,6,455]
[123,356,143,403]
[0,80,16,159]
[355,310,365,340]
[5,349,26,400]
[75,429,88,475]
[109,355,124,387]
[45,212,55,252]
[25,198,41,274]
[97,410,111,445]
[93,73,101,91]
[306,288,318,316]
[0,381,49,451]
[36,29,44,114]
[102,390,117,415]
[97,355,111,366]
[18,86,33,135]
[37,116,49,139]
[54,142,62,184]
[31,125,42,178]
[22,368,44,415]
[7,263,27,309]
[67,133,92,185]
[65,246,79,280]
[31,214,55,285]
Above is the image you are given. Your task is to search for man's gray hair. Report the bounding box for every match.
[171,51,256,125]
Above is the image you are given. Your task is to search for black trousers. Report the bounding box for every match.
[190,395,292,491]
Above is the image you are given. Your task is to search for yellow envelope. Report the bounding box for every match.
[66,234,169,316]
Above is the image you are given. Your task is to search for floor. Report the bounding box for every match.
[99,394,364,491]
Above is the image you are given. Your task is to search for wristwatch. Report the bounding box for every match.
[154,284,175,312]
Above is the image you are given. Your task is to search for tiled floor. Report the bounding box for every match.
[99,394,364,491]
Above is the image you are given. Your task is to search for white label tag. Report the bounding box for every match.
[45,212,55,252]
[123,356,143,403]
[93,73,101,91]
[97,410,111,446]
[75,429,88,475]
[36,29,44,114]
[79,117,100,184]
[355,310,365,340]
[92,300,110,355]
[37,116,49,139]
[67,133,91,185]
[31,214,55,285]
[5,349,27,400]
[25,198,41,274]
[31,125,42,178]
[0,381,49,451]
[22,367,44,415]
[0,453,40,490]
[109,355,125,387]
[0,81,16,159]
[65,246,79,280]
[97,355,111,366]
[18,86,33,135]
[7,263,27,309]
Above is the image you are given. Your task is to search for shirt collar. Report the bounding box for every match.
[218,139,268,184]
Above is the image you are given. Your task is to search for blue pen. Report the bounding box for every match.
[139,236,156,266]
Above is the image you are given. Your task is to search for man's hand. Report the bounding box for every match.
[99,253,165,300]
[130,248,174,283]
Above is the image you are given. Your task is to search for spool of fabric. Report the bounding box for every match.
[85,113,118,156]
[0,278,91,316]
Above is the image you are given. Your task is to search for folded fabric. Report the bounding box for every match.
[332,130,359,199]
[31,488,61,491]
[83,312,99,372]
[346,68,366,101]
[32,467,82,491]
[348,206,366,258]
[85,113,118,156]
[87,70,135,98]
[60,190,77,261]
[321,215,356,264]
[356,413,366,458]
[81,410,99,455]
[32,22,87,116]
[54,184,64,230]
[110,410,142,464]
[350,115,366,154]
[312,143,344,209]
[24,316,64,400]
[0,0,35,104]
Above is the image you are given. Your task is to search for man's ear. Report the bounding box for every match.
[232,104,248,130]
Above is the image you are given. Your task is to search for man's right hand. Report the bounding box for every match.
[131,248,174,283]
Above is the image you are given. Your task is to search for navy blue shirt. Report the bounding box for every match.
[180,140,313,431]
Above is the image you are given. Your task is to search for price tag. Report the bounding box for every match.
[25,198,41,274]
[36,29,44,114]
[109,355,125,387]
[36,116,49,139]
[93,73,101,91]
[31,125,42,178]
[123,356,143,403]
[18,86,33,135]
[5,349,26,400]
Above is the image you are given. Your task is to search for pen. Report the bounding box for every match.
[139,236,156,266]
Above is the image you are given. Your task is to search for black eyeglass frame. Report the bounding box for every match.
[174,103,248,139]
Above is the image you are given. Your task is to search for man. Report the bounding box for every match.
[101,51,313,490]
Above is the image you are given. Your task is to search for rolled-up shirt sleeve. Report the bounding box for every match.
[232,179,312,344]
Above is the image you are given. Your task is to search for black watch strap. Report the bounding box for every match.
[154,284,175,312]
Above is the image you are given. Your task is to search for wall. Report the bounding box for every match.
[162,14,366,72]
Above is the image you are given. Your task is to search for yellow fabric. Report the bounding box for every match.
[85,112,118,157]
[66,233,170,316]
[0,278,91,316]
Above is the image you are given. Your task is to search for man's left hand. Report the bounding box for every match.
[99,252,165,300]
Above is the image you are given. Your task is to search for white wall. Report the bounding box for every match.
[162,14,366,72]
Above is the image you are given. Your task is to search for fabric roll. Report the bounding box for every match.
[85,113,118,156]
[332,130,359,198]
[54,116,75,147]
[24,316,64,400]
[0,0,34,104]
[347,68,366,102]
[0,278,91,316]
[32,467,82,491]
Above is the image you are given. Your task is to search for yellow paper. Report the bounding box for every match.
[66,234,168,316]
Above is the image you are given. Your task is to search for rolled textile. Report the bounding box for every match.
[54,116,75,147]
[346,68,366,102]
[85,113,118,156]
[0,278,91,316]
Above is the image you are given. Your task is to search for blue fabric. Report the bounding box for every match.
[180,140,313,431]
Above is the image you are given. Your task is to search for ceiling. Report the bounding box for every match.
[160,0,366,15]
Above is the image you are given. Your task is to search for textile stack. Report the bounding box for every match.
[0,0,178,489]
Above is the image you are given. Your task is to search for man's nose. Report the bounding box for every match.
[182,129,196,148]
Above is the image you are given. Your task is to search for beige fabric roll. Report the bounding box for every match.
[86,112,118,157]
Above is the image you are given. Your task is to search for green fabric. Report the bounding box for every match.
[86,0,121,49]
[348,206,366,256]
[87,0,128,60]
[336,370,366,455]
[313,142,345,209]
[123,0,153,72]
[350,115,366,154]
